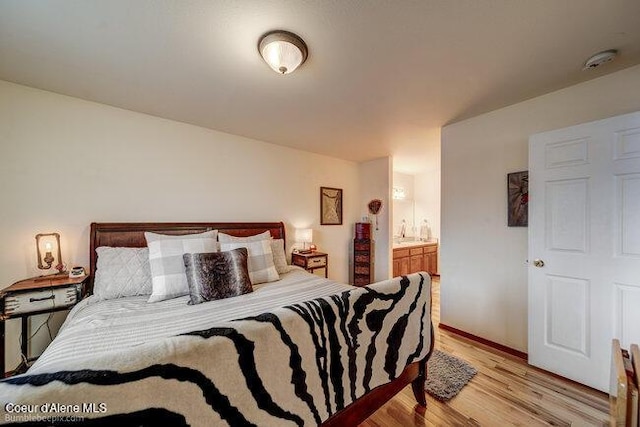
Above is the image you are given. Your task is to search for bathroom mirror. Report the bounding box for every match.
[393,198,416,241]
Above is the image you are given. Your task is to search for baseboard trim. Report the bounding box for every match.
[438,323,609,396]
[438,323,528,360]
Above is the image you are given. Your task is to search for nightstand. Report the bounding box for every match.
[291,252,328,278]
[0,273,86,377]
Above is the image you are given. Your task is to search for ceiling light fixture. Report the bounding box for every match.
[582,49,618,71]
[258,30,308,75]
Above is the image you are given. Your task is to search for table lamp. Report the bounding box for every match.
[295,228,313,254]
[35,232,65,276]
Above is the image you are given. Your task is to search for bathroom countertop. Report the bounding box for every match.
[392,239,438,249]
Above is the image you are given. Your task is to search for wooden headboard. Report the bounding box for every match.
[88,222,286,296]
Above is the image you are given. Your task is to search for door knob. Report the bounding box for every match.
[533,259,545,268]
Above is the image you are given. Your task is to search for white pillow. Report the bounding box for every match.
[94,247,152,300]
[217,230,271,243]
[145,230,218,302]
[218,231,289,274]
[220,239,279,284]
[270,239,288,275]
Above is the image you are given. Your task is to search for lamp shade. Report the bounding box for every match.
[295,228,313,244]
[259,30,308,75]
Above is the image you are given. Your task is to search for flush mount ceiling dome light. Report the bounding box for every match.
[258,30,308,75]
[582,49,618,70]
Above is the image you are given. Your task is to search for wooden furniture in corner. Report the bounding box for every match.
[0,273,86,377]
[610,339,640,427]
[354,239,374,286]
[393,242,438,277]
[291,251,328,278]
[353,222,374,286]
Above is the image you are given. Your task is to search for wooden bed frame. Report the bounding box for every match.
[89,222,434,426]
[89,222,287,296]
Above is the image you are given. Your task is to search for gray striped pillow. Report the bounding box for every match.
[145,230,218,302]
[219,239,279,284]
[217,231,288,274]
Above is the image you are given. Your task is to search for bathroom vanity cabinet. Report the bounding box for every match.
[392,242,438,277]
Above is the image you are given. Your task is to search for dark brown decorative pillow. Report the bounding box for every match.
[183,248,252,305]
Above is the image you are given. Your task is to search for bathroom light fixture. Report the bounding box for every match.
[393,187,406,200]
[258,30,308,75]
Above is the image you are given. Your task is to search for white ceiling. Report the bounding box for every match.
[1,1,639,174]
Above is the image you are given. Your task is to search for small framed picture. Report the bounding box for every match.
[507,171,528,227]
[320,187,343,225]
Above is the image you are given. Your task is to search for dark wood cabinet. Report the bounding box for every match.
[353,223,374,287]
[392,243,438,277]
[291,252,328,277]
[353,239,374,286]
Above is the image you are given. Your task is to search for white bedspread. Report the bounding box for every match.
[29,268,351,375]
[2,273,431,426]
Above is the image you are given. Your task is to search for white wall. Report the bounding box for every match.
[359,157,392,282]
[0,80,361,371]
[414,138,441,243]
[441,64,640,352]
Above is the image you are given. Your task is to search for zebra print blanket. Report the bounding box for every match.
[0,273,431,426]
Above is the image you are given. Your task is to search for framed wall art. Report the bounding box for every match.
[320,187,343,225]
[507,171,528,227]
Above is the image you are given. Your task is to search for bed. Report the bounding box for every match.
[0,222,434,426]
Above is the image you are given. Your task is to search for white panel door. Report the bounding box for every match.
[529,111,640,392]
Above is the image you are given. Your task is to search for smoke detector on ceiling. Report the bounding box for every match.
[582,49,618,71]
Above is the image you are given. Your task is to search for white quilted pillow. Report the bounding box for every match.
[94,247,153,300]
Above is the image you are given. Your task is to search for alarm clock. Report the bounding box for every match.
[69,266,85,278]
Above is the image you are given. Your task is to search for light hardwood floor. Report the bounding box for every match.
[361,277,610,426]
